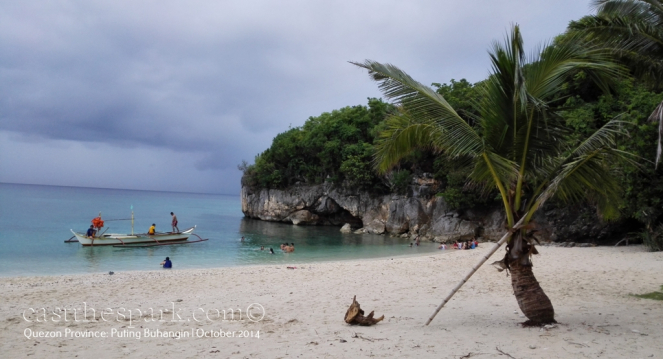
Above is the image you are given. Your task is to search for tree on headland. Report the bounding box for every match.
[569,0,663,162]
[569,0,663,90]
[569,0,663,250]
[354,25,634,325]
[240,99,395,191]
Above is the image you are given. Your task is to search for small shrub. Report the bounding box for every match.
[391,170,412,195]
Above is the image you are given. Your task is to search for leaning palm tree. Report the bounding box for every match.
[353,25,633,325]
[569,0,663,166]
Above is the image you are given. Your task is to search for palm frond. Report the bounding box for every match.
[351,60,483,158]
[574,118,629,157]
[527,35,626,98]
[527,118,638,220]
[469,152,519,194]
[482,26,528,154]
[513,113,569,181]
[487,26,528,112]
[532,118,629,186]
[536,149,626,220]
[593,0,663,19]
[373,112,441,173]
[571,16,663,53]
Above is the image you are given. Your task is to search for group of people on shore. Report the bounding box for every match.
[454,239,479,250]
[436,238,479,250]
[410,237,479,250]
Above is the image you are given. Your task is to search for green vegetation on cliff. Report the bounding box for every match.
[240,98,394,191]
[240,94,490,206]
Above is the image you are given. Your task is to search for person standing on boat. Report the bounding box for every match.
[170,212,179,233]
[161,257,172,268]
[86,225,96,238]
[148,223,156,235]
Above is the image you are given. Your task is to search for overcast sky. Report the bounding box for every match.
[0,0,595,195]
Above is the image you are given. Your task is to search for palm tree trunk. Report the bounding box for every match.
[510,261,555,324]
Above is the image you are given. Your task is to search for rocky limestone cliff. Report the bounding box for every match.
[241,181,628,243]
[245,182,509,242]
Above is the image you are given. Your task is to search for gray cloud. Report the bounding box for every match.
[0,0,592,193]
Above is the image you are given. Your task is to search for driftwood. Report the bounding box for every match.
[344,296,384,326]
[614,237,629,246]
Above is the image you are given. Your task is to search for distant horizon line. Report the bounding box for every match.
[0,181,238,197]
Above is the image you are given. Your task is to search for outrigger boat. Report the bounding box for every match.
[70,226,201,246]
[67,211,208,247]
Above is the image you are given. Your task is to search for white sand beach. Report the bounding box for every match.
[1,245,662,358]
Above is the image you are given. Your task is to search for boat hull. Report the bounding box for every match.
[71,227,195,246]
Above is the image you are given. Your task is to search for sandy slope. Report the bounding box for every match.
[1,245,662,358]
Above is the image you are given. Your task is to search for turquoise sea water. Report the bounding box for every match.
[0,183,440,277]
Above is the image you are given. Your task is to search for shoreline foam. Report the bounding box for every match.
[0,242,447,279]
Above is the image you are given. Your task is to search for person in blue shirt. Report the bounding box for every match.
[160,257,172,268]
[86,225,96,238]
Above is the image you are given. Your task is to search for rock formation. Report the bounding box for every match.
[241,180,628,244]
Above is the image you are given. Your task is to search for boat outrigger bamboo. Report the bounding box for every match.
[67,211,208,247]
